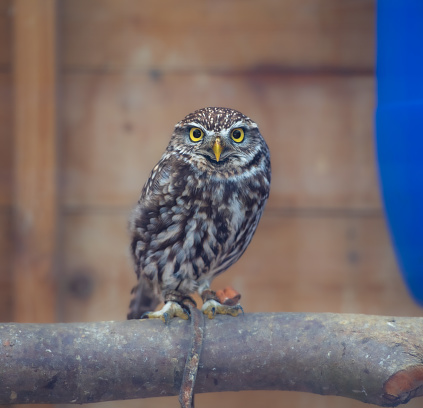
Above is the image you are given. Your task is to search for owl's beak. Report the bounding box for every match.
[212,137,223,162]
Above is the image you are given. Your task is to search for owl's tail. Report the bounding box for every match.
[127,278,161,319]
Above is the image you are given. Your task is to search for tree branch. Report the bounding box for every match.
[1,313,423,406]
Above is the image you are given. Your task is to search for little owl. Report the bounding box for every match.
[127,107,271,321]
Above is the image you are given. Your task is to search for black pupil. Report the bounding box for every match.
[233,129,241,139]
[193,129,202,138]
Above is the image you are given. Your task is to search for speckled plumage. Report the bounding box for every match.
[127,107,271,319]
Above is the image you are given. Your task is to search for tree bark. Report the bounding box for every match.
[1,313,423,406]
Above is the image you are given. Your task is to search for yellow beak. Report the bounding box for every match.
[212,137,223,162]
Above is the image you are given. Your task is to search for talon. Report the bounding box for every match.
[201,299,243,319]
[140,301,190,322]
[234,304,244,316]
[163,312,169,324]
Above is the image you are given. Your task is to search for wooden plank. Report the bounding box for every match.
[0,210,12,321]
[196,390,423,408]
[61,212,133,322]
[216,214,422,317]
[48,387,422,408]
[0,1,12,323]
[0,71,12,322]
[61,212,421,323]
[62,0,375,71]
[0,73,12,205]
[61,72,379,210]
[0,0,11,68]
[12,0,57,322]
[195,388,423,408]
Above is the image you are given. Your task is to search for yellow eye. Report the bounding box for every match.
[231,128,245,143]
[189,127,204,142]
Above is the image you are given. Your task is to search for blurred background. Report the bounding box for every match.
[1,1,422,407]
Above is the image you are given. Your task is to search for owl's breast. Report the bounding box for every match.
[184,175,266,280]
[131,162,269,294]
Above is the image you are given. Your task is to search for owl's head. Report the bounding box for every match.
[168,107,269,172]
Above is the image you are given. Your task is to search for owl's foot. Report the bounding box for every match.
[200,288,243,319]
[201,299,244,319]
[141,301,189,323]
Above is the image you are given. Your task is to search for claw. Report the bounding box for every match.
[201,299,244,319]
[141,301,190,323]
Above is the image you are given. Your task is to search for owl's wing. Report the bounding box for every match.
[138,154,173,202]
[128,154,175,319]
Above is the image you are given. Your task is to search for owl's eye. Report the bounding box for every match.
[230,128,245,143]
[189,127,204,142]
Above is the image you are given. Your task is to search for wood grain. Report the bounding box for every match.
[0,210,12,321]
[0,0,11,68]
[61,211,133,322]
[53,385,423,408]
[12,0,57,322]
[215,213,421,317]
[0,73,12,206]
[61,0,375,71]
[62,72,378,210]
[0,0,12,323]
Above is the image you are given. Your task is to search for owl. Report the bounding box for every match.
[127,107,271,321]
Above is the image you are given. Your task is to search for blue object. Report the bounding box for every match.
[376,1,423,304]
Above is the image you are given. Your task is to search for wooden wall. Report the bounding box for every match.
[1,1,422,407]
[0,0,12,322]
